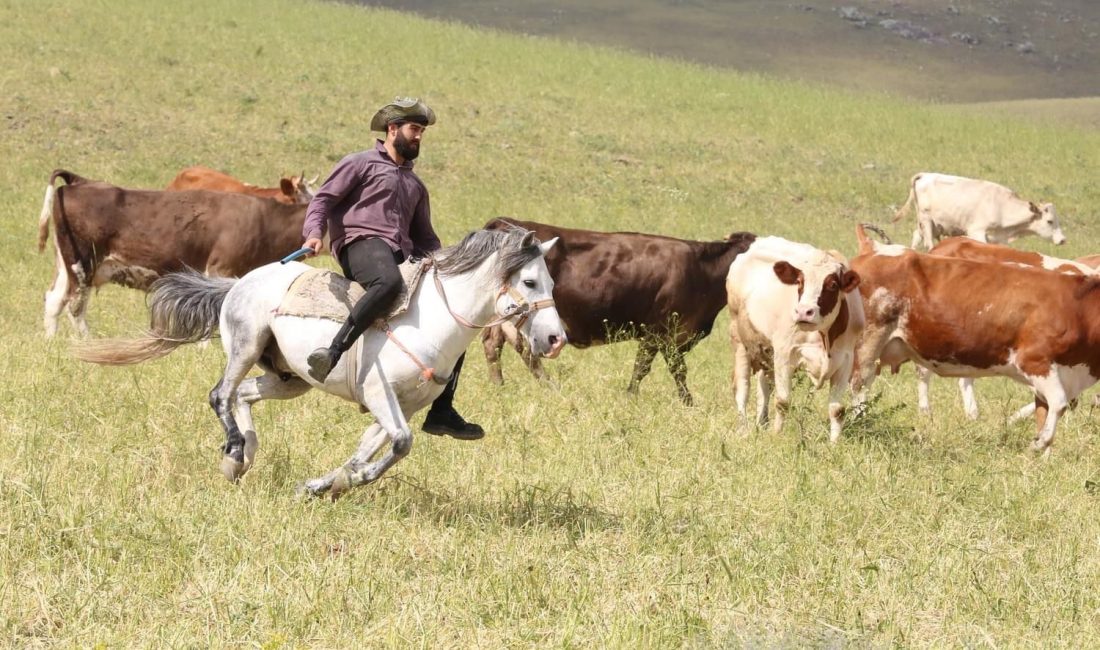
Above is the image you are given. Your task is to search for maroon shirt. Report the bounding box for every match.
[302,140,441,260]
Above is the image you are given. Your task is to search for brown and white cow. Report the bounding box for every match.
[480,217,757,405]
[851,224,1100,454]
[725,236,863,441]
[166,165,316,205]
[892,172,1065,249]
[917,236,1098,420]
[37,169,309,336]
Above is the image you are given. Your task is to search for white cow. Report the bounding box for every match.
[726,237,864,442]
[893,172,1065,250]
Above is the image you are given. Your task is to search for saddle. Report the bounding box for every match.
[275,258,431,325]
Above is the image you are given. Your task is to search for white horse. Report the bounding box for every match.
[74,228,566,499]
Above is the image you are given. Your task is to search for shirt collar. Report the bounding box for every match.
[375,139,415,169]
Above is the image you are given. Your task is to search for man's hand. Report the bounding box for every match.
[304,237,324,256]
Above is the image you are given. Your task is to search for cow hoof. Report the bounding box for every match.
[220,456,245,483]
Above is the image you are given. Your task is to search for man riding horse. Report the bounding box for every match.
[301,97,484,441]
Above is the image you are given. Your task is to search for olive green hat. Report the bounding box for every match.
[370,97,437,132]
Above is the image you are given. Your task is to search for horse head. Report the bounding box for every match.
[496,231,566,358]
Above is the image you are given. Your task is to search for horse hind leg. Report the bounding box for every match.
[210,323,272,482]
[231,373,310,478]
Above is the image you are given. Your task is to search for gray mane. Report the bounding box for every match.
[433,226,543,284]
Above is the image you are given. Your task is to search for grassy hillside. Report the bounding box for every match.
[3,0,1100,646]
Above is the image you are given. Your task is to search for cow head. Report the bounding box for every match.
[1028,201,1066,245]
[281,171,317,205]
[773,260,860,329]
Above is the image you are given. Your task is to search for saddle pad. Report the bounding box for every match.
[275,259,430,324]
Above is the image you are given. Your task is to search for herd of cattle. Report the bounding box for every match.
[36,167,1096,454]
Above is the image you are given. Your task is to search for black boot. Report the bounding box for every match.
[307,319,357,382]
[422,353,485,440]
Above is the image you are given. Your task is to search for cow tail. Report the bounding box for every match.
[72,272,237,366]
[855,224,875,256]
[891,173,921,223]
[37,169,89,252]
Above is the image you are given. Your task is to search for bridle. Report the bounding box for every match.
[375,258,556,388]
[430,263,556,331]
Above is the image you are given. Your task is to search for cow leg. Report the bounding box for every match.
[852,326,891,408]
[917,213,936,249]
[43,249,70,337]
[661,344,693,406]
[1008,400,1036,424]
[481,326,506,385]
[627,337,660,396]
[755,369,772,427]
[733,340,752,418]
[916,366,933,416]
[232,373,311,477]
[66,282,92,338]
[299,423,389,498]
[772,355,793,433]
[511,320,547,382]
[910,226,924,250]
[1029,375,1068,455]
[827,362,853,443]
[959,378,979,420]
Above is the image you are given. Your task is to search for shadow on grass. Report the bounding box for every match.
[362,475,622,539]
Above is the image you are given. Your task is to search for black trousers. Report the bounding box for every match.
[339,237,463,414]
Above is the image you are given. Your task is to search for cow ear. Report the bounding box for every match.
[280,178,295,195]
[539,237,559,256]
[1028,201,1042,219]
[773,261,802,285]
[841,269,861,292]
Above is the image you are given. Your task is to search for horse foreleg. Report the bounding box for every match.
[327,393,414,500]
[299,422,388,498]
[627,338,659,396]
[233,373,310,478]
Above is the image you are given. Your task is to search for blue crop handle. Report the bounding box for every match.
[280,247,313,264]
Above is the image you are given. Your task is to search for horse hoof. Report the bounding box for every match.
[329,468,352,501]
[220,456,244,483]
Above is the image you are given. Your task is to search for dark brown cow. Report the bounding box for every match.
[851,225,1100,454]
[166,165,315,205]
[481,217,756,404]
[38,169,308,336]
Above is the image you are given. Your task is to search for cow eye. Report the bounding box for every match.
[523,279,536,288]
[825,277,838,290]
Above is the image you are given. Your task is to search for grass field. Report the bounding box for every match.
[4,0,1100,646]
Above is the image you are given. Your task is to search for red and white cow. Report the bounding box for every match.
[851,225,1100,455]
[166,165,316,205]
[726,236,863,441]
[919,237,1097,420]
[893,172,1065,249]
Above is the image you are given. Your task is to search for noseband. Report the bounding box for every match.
[431,266,556,330]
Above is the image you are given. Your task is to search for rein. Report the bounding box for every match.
[382,257,556,387]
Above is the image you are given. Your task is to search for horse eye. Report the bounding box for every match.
[523,279,536,288]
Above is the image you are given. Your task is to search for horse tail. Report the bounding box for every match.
[891,173,921,223]
[72,271,237,365]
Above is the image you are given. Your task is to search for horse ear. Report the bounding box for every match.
[521,231,535,248]
[539,237,559,256]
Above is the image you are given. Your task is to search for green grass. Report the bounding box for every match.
[3,0,1100,646]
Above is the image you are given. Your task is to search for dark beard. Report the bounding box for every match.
[394,131,420,161]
